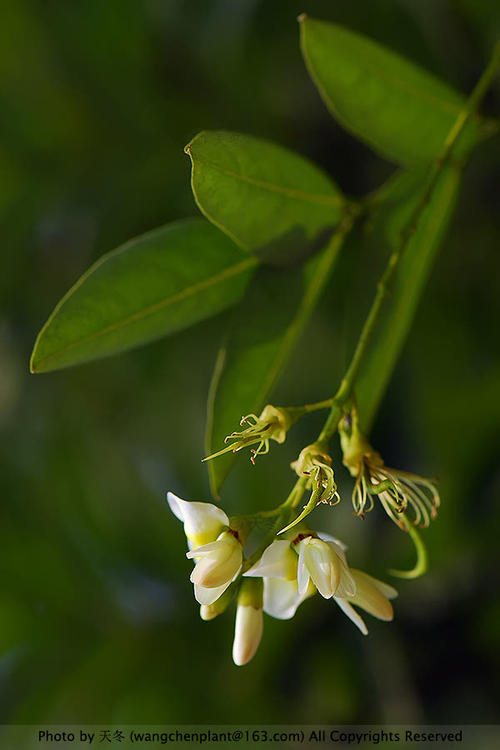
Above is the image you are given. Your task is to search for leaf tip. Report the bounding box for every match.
[29,344,40,374]
[184,131,207,157]
[297,12,307,23]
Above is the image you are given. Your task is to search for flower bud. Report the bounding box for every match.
[232,579,263,667]
[199,585,235,621]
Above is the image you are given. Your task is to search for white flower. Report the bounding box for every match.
[167,492,242,605]
[297,536,356,599]
[334,569,398,636]
[244,539,313,619]
[187,530,243,605]
[245,531,397,635]
[232,579,263,666]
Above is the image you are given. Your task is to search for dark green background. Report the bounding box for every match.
[1,0,499,725]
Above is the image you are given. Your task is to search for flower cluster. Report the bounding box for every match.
[168,399,440,666]
[168,493,397,665]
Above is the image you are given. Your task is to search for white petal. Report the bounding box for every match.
[296,543,311,595]
[167,492,189,522]
[232,605,263,666]
[323,538,348,565]
[351,569,398,600]
[244,540,297,580]
[167,492,229,545]
[193,581,231,605]
[301,538,339,599]
[263,578,305,620]
[190,556,242,589]
[348,570,394,621]
[189,535,242,588]
[335,560,357,599]
[335,597,368,635]
[186,540,223,559]
[317,531,348,552]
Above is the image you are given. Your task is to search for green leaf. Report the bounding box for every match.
[30,218,257,373]
[206,230,347,497]
[186,130,345,264]
[299,15,479,166]
[355,165,462,431]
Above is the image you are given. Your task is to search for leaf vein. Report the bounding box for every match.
[32,256,257,370]
[192,154,343,207]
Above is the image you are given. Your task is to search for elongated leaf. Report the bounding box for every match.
[206,230,346,497]
[355,165,462,431]
[299,16,478,166]
[186,130,345,264]
[31,218,257,373]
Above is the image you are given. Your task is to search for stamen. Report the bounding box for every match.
[240,414,259,426]
[352,473,373,517]
[401,482,430,527]
[378,491,409,530]
[393,470,440,509]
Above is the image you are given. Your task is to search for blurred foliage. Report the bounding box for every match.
[1,0,499,726]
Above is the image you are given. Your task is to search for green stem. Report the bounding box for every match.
[241,477,308,572]
[388,519,428,579]
[301,397,334,413]
[318,42,500,444]
[442,40,500,152]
